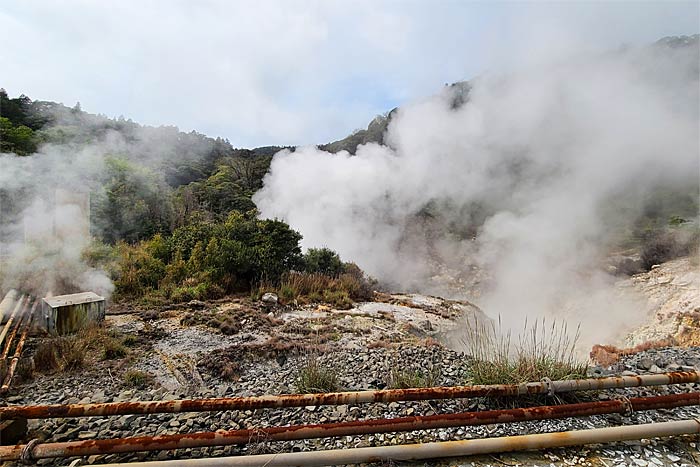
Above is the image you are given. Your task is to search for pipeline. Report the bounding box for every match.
[0,290,18,323]
[3,392,700,461]
[94,419,700,467]
[0,294,26,349]
[0,302,35,393]
[2,370,699,420]
[0,308,25,360]
[0,298,33,359]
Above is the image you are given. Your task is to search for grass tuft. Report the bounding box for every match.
[387,365,441,389]
[461,315,587,385]
[32,325,130,374]
[123,369,154,389]
[296,355,340,393]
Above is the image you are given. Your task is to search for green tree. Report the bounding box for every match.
[303,248,344,277]
[92,158,175,243]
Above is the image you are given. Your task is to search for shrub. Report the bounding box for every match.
[124,370,153,389]
[115,211,304,301]
[296,355,340,393]
[641,232,680,270]
[461,316,587,385]
[114,242,166,297]
[303,248,344,277]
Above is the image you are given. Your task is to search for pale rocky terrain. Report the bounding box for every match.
[621,257,700,348]
[3,255,700,467]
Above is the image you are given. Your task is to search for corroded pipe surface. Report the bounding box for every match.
[0,298,31,359]
[0,290,18,322]
[89,419,700,467]
[0,295,26,349]
[2,370,699,420]
[0,301,35,393]
[2,392,699,461]
[0,309,24,359]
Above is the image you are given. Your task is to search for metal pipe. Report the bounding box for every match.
[0,295,25,349]
[2,370,699,420]
[0,298,30,359]
[0,310,23,360]
[0,303,34,393]
[3,392,699,461]
[0,290,18,323]
[92,419,700,467]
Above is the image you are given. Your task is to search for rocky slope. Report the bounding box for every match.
[622,256,700,347]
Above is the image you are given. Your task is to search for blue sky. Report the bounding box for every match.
[1,0,698,147]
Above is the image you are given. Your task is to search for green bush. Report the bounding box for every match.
[303,248,344,277]
[322,290,353,309]
[114,211,303,301]
[114,242,166,297]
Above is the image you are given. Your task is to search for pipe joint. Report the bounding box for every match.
[541,377,554,396]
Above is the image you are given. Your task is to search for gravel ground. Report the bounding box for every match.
[4,344,700,466]
[3,296,700,467]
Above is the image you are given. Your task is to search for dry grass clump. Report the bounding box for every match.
[32,325,131,373]
[123,369,154,389]
[387,365,441,389]
[461,316,587,385]
[180,306,283,335]
[590,338,676,366]
[271,270,373,309]
[33,336,88,372]
[296,354,340,393]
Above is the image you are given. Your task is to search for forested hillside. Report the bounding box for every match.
[0,89,371,305]
[1,35,697,304]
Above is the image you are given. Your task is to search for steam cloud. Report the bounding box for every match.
[255,39,700,345]
[0,109,214,299]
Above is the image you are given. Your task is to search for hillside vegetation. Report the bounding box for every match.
[1,36,698,302]
[0,89,371,304]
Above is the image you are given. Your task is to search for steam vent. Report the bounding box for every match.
[41,292,105,335]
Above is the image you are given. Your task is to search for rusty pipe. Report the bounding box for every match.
[0,303,34,393]
[0,298,32,359]
[3,392,700,461]
[3,370,700,420]
[0,290,18,321]
[0,308,23,360]
[0,295,25,349]
[91,418,700,467]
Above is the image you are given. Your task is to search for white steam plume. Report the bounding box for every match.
[254,38,699,346]
[0,109,215,299]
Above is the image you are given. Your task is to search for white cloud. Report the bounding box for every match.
[1,1,697,146]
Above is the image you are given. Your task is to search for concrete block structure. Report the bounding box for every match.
[42,292,105,335]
